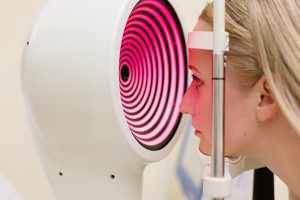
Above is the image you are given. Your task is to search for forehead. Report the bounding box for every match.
[193,18,213,32]
[189,18,213,63]
[188,19,213,76]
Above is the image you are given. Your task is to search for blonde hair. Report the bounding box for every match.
[201,0,300,135]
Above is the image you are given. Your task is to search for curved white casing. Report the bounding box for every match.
[21,0,188,199]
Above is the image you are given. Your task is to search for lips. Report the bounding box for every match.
[194,130,201,136]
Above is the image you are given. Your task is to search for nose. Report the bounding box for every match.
[179,87,194,115]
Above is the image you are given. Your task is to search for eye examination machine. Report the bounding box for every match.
[21,0,264,199]
[22,0,188,199]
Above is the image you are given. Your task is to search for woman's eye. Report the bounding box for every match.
[191,74,204,88]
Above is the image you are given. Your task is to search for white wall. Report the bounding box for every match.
[0,0,55,199]
[0,0,289,199]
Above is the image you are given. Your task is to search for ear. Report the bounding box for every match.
[256,76,279,122]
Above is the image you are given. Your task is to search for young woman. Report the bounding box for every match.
[180,0,300,198]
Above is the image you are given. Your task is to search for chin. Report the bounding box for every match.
[199,143,211,156]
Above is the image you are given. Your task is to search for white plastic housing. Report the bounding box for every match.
[21,0,188,199]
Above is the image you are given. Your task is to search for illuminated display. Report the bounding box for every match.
[119,0,187,150]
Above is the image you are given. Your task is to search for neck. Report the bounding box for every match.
[253,116,300,198]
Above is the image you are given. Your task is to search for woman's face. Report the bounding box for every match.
[180,19,258,157]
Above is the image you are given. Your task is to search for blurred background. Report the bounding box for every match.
[0,0,289,199]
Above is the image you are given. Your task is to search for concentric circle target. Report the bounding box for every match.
[119,0,187,151]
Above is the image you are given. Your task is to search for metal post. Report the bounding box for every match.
[212,0,226,199]
[211,55,225,200]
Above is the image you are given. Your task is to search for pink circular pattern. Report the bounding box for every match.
[119,0,187,150]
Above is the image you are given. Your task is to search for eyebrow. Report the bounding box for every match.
[188,65,200,73]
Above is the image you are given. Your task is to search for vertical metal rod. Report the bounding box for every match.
[212,55,225,178]
[211,55,225,200]
[212,0,226,199]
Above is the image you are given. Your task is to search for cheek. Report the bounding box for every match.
[224,115,251,156]
[195,86,213,128]
[224,84,255,156]
[197,96,212,117]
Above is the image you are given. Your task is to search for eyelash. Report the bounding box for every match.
[191,74,204,88]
